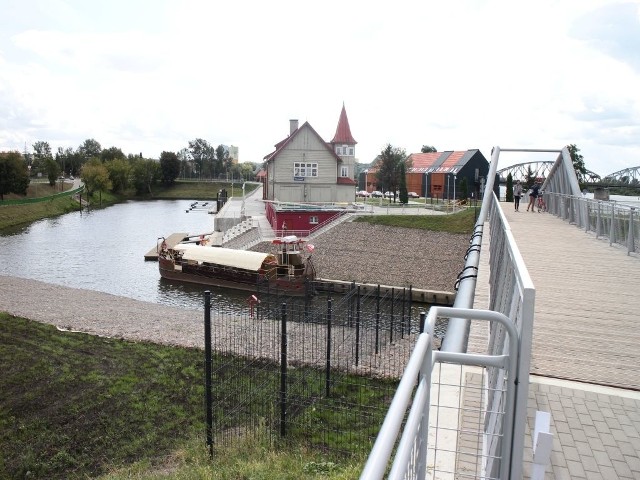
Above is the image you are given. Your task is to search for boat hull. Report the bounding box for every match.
[158,257,309,296]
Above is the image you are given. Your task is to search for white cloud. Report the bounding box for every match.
[0,0,639,176]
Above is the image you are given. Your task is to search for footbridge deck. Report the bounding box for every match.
[472,205,640,479]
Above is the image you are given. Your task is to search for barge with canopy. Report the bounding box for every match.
[157,235,315,295]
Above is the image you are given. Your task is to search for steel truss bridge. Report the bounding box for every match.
[496,161,602,183]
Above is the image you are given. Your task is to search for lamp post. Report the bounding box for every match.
[453,175,457,202]
[364,169,368,193]
[424,172,428,207]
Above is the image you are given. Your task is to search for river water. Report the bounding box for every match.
[0,200,250,311]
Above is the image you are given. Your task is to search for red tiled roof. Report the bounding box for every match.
[337,177,357,185]
[408,152,442,170]
[330,104,357,145]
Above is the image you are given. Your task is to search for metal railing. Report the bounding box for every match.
[361,146,537,479]
[360,307,519,480]
[545,192,639,255]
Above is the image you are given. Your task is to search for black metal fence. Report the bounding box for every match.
[203,283,438,457]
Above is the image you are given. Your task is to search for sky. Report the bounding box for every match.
[1,0,639,177]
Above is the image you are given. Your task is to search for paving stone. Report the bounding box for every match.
[552,465,572,480]
[587,436,606,452]
[580,454,599,473]
[583,424,599,438]
[618,441,637,457]
[605,445,626,462]
[624,454,640,473]
[593,420,611,434]
[612,459,634,477]
[575,441,593,457]
[567,459,587,478]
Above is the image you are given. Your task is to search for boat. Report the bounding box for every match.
[157,234,316,295]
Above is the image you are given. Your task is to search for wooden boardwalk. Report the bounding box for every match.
[474,205,640,390]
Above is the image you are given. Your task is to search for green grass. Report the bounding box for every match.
[354,207,477,234]
[0,196,81,230]
[0,314,391,479]
[141,181,259,200]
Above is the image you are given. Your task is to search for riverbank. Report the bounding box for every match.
[0,222,468,344]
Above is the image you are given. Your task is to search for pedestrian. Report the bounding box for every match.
[527,182,540,212]
[513,180,523,211]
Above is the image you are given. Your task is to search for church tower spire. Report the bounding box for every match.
[330,103,357,158]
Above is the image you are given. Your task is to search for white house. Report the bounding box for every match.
[262,105,358,203]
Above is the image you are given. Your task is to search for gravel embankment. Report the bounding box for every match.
[0,223,469,367]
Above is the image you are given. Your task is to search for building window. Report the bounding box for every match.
[340,166,348,177]
[294,162,318,177]
[309,215,319,224]
[349,147,354,156]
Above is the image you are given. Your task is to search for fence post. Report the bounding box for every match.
[280,302,287,437]
[610,206,616,246]
[408,285,413,334]
[628,208,635,255]
[375,285,381,355]
[389,287,395,344]
[204,290,213,457]
[596,202,602,238]
[355,286,361,367]
[325,298,332,397]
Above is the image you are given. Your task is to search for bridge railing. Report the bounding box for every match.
[360,307,520,480]
[360,146,536,479]
[546,192,639,255]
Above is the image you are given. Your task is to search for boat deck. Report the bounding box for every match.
[143,232,188,261]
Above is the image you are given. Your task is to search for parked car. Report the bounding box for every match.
[371,191,384,198]
[384,191,394,198]
[356,190,370,197]
[408,191,420,198]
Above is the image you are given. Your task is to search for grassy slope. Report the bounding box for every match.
[354,206,477,234]
[0,314,381,479]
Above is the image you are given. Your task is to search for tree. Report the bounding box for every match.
[105,158,131,193]
[101,147,126,162]
[525,165,535,190]
[421,145,437,153]
[567,144,586,186]
[375,144,407,201]
[32,141,53,176]
[459,177,469,202]
[0,151,30,200]
[216,144,231,178]
[188,138,215,179]
[78,138,102,161]
[131,158,160,194]
[81,160,112,205]
[505,173,514,203]
[56,147,83,177]
[398,162,408,203]
[45,157,61,186]
[159,151,180,185]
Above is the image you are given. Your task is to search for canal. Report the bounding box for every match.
[0,200,250,311]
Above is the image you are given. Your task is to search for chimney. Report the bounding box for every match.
[289,119,298,135]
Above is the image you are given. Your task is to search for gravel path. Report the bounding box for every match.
[0,223,468,375]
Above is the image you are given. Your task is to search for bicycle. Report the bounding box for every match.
[536,194,547,212]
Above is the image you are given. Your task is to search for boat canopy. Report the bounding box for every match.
[173,244,277,271]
